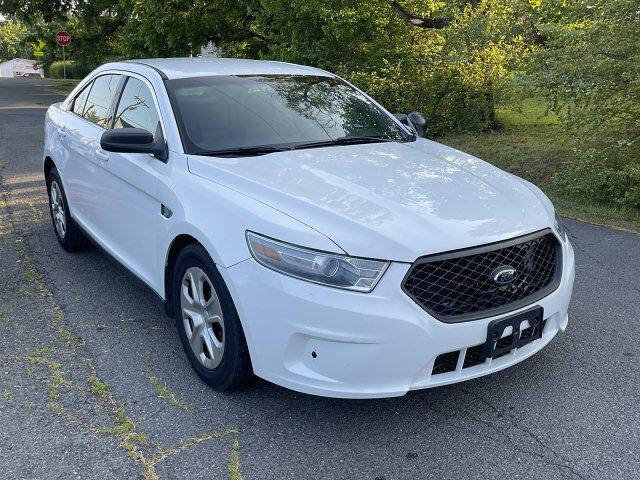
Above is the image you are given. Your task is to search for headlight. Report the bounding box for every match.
[246,231,389,292]
[554,210,567,239]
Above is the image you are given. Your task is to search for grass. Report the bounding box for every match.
[42,78,80,94]
[146,372,195,411]
[440,97,640,234]
[228,436,244,480]
[88,374,110,396]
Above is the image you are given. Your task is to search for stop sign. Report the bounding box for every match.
[55,31,71,47]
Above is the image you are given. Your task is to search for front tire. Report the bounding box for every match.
[172,244,251,390]
[46,167,87,252]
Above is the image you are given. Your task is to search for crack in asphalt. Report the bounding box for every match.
[458,388,589,480]
[0,124,246,479]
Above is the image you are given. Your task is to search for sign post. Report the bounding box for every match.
[54,31,71,79]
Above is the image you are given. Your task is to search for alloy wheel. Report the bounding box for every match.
[50,181,66,238]
[180,266,225,369]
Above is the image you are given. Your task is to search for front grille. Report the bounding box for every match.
[520,318,546,341]
[432,319,548,376]
[492,335,513,359]
[432,351,460,375]
[462,345,486,369]
[402,229,561,322]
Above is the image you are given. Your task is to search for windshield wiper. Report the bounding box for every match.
[192,136,399,157]
[192,144,292,157]
[292,136,398,150]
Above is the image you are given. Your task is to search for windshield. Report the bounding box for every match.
[166,74,411,154]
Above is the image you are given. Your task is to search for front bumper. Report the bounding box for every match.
[226,237,575,399]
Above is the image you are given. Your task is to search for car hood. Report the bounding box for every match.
[187,139,553,262]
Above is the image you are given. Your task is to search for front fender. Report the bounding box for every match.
[158,167,344,299]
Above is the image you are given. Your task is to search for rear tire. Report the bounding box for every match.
[172,244,251,390]
[46,167,87,252]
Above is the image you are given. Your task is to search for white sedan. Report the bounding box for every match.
[43,58,575,398]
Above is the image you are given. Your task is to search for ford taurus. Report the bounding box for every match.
[43,58,575,398]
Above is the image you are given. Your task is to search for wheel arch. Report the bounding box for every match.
[162,228,239,315]
[44,156,56,179]
[162,231,256,375]
[163,233,204,317]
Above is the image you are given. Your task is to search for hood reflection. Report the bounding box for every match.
[190,140,549,260]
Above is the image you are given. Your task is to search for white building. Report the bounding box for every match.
[0,58,44,78]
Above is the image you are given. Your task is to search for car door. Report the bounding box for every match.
[50,80,91,213]
[91,74,168,290]
[62,74,122,233]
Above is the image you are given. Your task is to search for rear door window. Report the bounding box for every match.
[71,82,92,116]
[113,77,160,136]
[82,74,122,128]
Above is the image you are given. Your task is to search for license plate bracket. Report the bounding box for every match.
[482,307,544,358]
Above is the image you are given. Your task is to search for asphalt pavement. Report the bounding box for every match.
[1,77,639,480]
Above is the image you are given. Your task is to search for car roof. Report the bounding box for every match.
[106,57,333,80]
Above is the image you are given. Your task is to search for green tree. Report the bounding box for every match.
[528,0,640,208]
[0,17,29,61]
[238,0,528,133]
[119,0,252,58]
[1,0,531,135]
[0,0,73,23]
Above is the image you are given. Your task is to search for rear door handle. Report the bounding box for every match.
[95,149,109,163]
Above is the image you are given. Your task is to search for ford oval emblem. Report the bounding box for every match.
[491,266,518,285]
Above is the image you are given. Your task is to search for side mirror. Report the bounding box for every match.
[393,112,408,123]
[393,112,426,137]
[100,127,168,162]
[407,112,426,137]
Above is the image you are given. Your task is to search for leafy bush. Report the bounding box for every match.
[346,65,499,136]
[554,150,640,210]
[528,0,640,210]
[47,61,89,79]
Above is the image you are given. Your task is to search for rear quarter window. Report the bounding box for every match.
[71,83,91,116]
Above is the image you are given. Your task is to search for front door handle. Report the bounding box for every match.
[95,149,109,163]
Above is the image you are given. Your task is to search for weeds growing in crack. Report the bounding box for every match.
[88,374,110,396]
[11,226,244,479]
[103,407,239,480]
[84,358,111,397]
[142,429,234,479]
[228,434,244,480]
[26,350,72,388]
[104,409,149,462]
[145,352,196,412]
[26,349,75,419]
[27,199,44,224]
[16,239,82,351]
[146,372,196,412]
